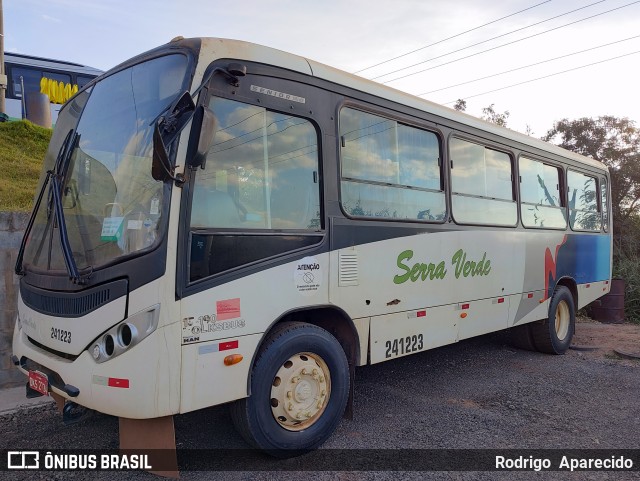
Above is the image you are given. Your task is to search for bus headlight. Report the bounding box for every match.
[90,304,160,363]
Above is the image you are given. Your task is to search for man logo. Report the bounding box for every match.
[7,451,39,469]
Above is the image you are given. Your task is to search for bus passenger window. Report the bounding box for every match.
[188,96,323,281]
[10,67,41,98]
[567,171,601,231]
[519,157,566,229]
[190,97,321,231]
[339,107,445,222]
[450,138,516,226]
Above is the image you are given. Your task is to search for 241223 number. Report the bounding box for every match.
[385,334,424,358]
[51,327,71,343]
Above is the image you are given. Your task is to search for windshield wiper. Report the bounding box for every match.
[15,131,91,284]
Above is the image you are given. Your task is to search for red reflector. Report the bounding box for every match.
[527,293,533,299]
[586,284,591,288]
[108,378,129,389]
[498,298,505,304]
[605,280,609,285]
[461,303,470,310]
[417,310,426,318]
[219,340,239,351]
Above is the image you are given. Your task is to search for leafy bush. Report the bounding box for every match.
[613,216,640,324]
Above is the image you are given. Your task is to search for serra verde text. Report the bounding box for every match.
[394,249,492,284]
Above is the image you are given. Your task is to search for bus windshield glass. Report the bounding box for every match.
[23,54,190,274]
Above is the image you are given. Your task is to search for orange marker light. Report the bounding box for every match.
[224,354,244,366]
[460,313,468,319]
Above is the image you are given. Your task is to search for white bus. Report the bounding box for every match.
[3,51,102,122]
[11,37,611,456]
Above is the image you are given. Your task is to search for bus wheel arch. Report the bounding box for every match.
[247,306,360,390]
[531,283,576,355]
[555,277,578,313]
[230,320,351,455]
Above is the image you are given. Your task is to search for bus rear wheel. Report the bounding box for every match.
[531,286,575,354]
[230,321,350,456]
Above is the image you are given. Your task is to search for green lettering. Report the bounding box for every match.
[394,251,451,283]
[473,253,486,276]
[421,263,437,281]
[435,261,447,279]
[410,264,422,282]
[463,261,473,277]
[393,250,413,284]
[452,249,464,279]
[483,259,491,276]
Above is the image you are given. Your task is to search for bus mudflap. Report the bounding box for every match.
[119,416,178,478]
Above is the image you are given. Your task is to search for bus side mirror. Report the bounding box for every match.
[152,91,196,181]
[187,105,217,170]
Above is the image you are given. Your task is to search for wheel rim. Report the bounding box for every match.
[270,352,331,431]
[555,300,571,341]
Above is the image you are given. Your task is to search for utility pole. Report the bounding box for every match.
[0,0,6,115]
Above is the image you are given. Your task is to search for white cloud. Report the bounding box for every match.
[41,14,61,23]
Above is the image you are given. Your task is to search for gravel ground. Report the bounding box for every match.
[2,325,639,481]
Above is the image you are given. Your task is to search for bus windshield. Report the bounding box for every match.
[22,54,190,275]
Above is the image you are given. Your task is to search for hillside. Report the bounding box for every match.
[0,120,51,211]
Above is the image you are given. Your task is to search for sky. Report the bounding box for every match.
[4,0,640,136]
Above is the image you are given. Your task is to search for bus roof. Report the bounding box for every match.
[195,37,606,173]
[5,52,103,77]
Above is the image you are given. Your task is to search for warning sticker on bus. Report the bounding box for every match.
[294,256,322,296]
[216,298,241,320]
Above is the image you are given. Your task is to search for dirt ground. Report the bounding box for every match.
[571,316,640,363]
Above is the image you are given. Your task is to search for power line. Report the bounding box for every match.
[372,0,606,81]
[442,49,640,104]
[354,0,552,74]
[417,34,640,96]
[380,0,639,84]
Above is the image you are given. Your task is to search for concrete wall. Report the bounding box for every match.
[0,212,29,389]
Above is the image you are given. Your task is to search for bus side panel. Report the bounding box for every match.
[369,305,457,364]
[577,281,611,310]
[457,296,510,341]
[510,291,548,326]
[330,230,526,324]
[180,333,262,413]
[178,252,331,411]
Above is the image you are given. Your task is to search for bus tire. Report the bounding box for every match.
[531,286,575,355]
[230,321,350,456]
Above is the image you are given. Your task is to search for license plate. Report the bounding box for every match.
[28,370,49,396]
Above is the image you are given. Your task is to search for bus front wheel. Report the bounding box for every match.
[230,321,350,456]
[531,286,575,354]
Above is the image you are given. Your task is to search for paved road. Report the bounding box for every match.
[2,331,639,480]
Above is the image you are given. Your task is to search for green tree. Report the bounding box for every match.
[453,99,467,112]
[481,104,509,127]
[542,116,640,222]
